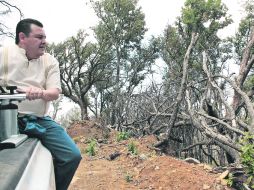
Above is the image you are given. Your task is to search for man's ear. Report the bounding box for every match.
[18,32,27,43]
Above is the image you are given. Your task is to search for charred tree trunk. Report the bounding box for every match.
[165,33,199,137]
[232,30,254,111]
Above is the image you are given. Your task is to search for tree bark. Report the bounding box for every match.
[232,29,254,111]
[165,32,199,138]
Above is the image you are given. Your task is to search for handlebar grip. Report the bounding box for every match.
[6,86,17,94]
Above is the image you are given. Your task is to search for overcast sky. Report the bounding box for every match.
[3,0,243,45]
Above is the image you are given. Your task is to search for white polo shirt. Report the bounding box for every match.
[0,44,62,117]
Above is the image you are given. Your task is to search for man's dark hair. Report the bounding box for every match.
[15,18,43,44]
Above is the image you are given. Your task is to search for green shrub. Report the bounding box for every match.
[225,173,233,187]
[240,132,254,188]
[128,141,138,155]
[124,172,133,182]
[116,131,130,142]
[85,139,97,156]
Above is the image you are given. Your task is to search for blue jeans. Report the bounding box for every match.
[18,115,82,190]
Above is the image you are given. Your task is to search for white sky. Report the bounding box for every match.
[3,0,244,45]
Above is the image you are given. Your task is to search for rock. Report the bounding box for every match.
[107,151,121,160]
[139,153,148,160]
[220,179,228,186]
[203,184,210,189]
[184,157,201,164]
[80,137,86,143]
[97,139,104,143]
[218,170,229,180]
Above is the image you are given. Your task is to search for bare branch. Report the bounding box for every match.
[202,51,237,127]
[186,90,241,152]
[196,111,244,135]
[165,32,199,137]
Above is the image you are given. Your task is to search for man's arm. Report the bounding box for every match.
[42,88,61,101]
[17,87,61,101]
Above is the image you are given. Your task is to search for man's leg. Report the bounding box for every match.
[36,117,82,190]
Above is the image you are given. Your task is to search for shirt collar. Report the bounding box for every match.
[15,44,26,57]
[15,44,42,61]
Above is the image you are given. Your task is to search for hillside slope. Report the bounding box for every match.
[68,121,232,190]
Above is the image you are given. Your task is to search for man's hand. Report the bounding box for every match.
[17,87,44,100]
[17,87,60,101]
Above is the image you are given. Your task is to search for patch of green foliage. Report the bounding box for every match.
[128,141,138,155]
[240,132,254,188]
[124,172,133,182]
[85,139,97,156]
[116,131,130,142]
[226,173,233,187]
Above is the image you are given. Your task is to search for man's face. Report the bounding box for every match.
[23,24,46,60]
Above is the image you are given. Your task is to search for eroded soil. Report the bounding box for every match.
[67,121,232,190]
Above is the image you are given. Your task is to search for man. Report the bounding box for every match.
[0,18,82,190]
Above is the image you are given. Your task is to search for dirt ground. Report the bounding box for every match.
[67,121,232,190]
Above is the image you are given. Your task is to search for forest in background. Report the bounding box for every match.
[2,0,254,188]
